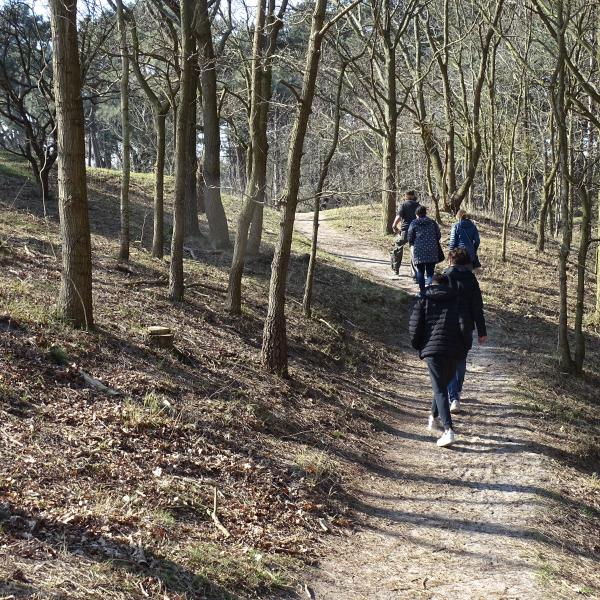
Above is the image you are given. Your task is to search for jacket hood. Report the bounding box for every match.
[445,265,474,280]
[424,284,457,302]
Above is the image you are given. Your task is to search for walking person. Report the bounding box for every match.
[409,273,470,447]
[444,248,487,412]
[407,205,442,294]
[390,191,420,276]
[449,209,482,269]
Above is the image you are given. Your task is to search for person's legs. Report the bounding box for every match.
[409,246,417,280]
[415,263,426,293]
[425,356,454,430]
[425,262,436,286]
[448,355,467,401]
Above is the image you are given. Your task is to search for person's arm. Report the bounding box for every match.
[449,223,458,249]
[409,299,426,350]
[392,215,401,233]
[473,225,481,251]
[407,222,416,245]
[471,277,487,339]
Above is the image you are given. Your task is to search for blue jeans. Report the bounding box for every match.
[416,262,436,293]
[426,356,458,430]
[448,356,467,401]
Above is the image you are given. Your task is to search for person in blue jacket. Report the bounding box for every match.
[449,210,481,268]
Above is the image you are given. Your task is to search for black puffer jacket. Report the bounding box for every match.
[444,265,487,341]
[409,285,470,360]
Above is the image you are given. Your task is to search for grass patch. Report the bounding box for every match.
[294,449,338,488]
[187,542,295,595]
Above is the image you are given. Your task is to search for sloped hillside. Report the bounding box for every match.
[0,156,411,599]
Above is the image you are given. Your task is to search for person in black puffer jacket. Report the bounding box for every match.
[409,273,470,448]
[444,248,488,413]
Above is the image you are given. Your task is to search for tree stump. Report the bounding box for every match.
[147,326,174,349]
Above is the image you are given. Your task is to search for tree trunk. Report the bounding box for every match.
[261,0,327,375]
[594,191,600,321]
[196,0,230,249]
[501,170,511,262]
[381,19,397,235]
[184,54,200,238]
[537,126,557,253]
[227,0,267,314]
[49,0,94,329]
[152,111,166,258]
[197,160,205,213]
[117,0,130,261]
[553,1,576,373]
[303,65,345,318]
[169,0,195,301]
[573,185,591,372]
[247,0,287,256]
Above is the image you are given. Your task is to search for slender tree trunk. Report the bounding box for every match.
[169,0,195,301]
[49,0,94,329]
[152,112,166,258]
[594,191,600,321]
[184,54,200,237]
[117,0,130,261]
[261,0,327,375]
[574,186,591,372]
[197,160,205,213]
[247,0,288,256]
[40,164,51,208]
[196,0,230,249]
[381,17,397,235]
[501,170,511,262]
[537,125,557,253]
[90,103,103,168]
[227,0,267,314]
[303,64,345,318]
[553,1,576,373]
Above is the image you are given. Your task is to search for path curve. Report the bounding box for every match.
[294,212,553,599]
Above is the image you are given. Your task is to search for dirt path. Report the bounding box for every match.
[293,212,558,599]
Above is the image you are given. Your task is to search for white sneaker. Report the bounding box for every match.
[437,429,456,448]
[450,399,461,413]
[427,415,443,432]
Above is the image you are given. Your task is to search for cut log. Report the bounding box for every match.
[147,326,172,336]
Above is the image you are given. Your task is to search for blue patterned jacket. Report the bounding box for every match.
[407,216,441,265]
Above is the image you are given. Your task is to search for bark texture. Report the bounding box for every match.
[49,0,94,329]
[169,0,195,301]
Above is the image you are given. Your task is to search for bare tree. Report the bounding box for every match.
[116,0,130,260]
[0,2,56,206]
[261,0,361,375]
[303,62,346,317]
[169,0,196,301]
[195,0,231,249]
[49,0,94,328]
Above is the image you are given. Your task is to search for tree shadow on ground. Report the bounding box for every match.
[0,503,240,599]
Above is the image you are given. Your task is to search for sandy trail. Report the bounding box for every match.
[293,212,555,599]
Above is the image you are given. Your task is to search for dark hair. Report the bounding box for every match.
[416,205,427,217]
[405,190,416,197]
[432,273,449,285]
[448,248,472,266]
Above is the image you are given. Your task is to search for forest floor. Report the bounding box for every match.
[294,210,600,599]
[0,152,598,599]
